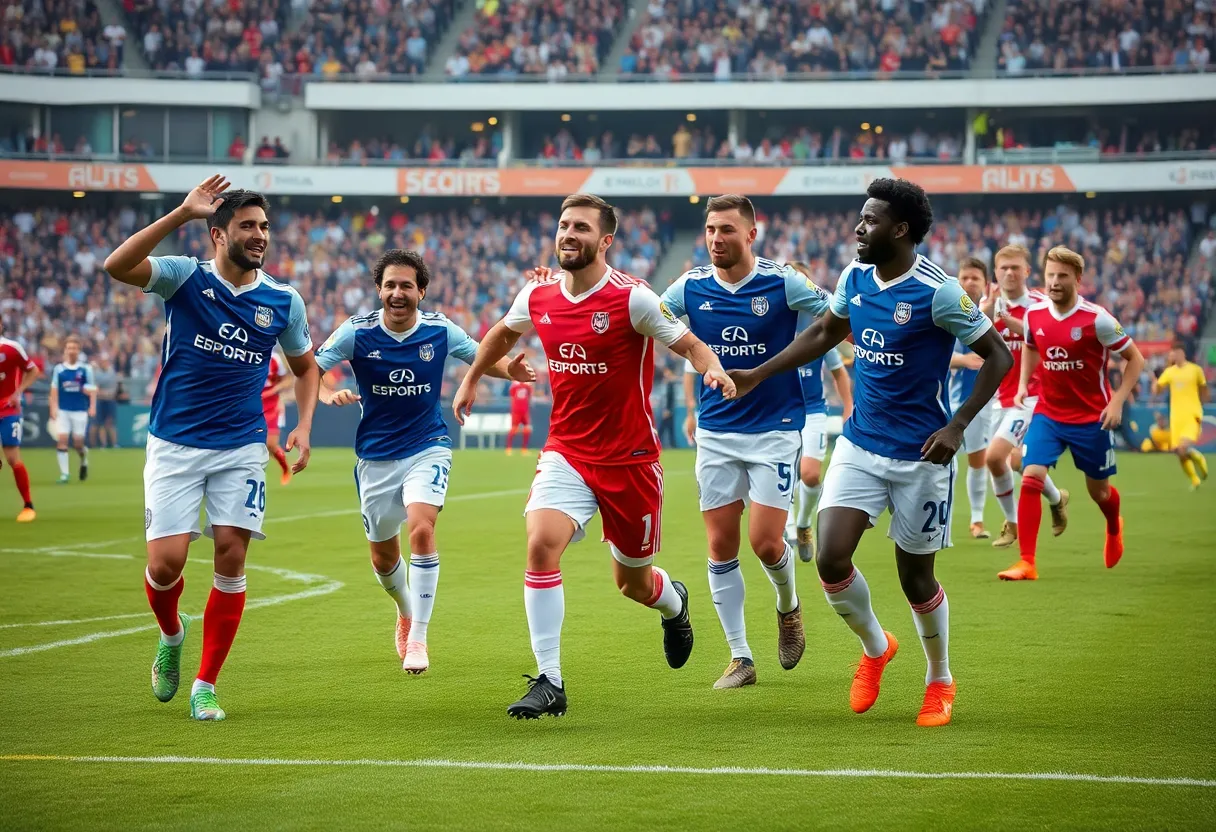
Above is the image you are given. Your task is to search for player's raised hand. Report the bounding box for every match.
[285,425,311,474]
[179,175,230,221]
[921,422,963,465]
[507,351,536,382]
[726,368,757,398]
[453,378,477,426]
[524,265,554,283]
[1099,401,1123,430]
[324,388,361,407]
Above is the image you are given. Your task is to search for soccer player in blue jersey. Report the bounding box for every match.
[661,194,832,689]
[949,258,997,539]
[49,335,97,484]
[729,178,1012,725]
[104,175,321,721]
[316,249,534,674]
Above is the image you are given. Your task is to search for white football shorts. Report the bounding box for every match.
[993,398,1036,447]
[955,402,994,455]
[800,412,830,462]
[694,428,802,512]
[55,410,89,438]
[144,434,270,542]
[818,435,956,555]
[355,445,453,543]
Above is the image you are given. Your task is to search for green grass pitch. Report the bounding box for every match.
[1,447,1213,830]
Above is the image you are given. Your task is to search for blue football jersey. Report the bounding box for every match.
[315,309,478,461]
[144,256,312,450]
[948,340,979,413]
[829,255,991,461]
[799,346,845,416]
[662,258,831,433]
[52,362,95,412]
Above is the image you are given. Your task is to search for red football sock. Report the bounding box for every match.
[197,576,247,685]
[1017,475,1045,565]
[271,446,289,474]
[144,570,184,638]
[521,427,531,449]
[506,426,517,449]
[1097,485,1121,534]
[11,462,32,505]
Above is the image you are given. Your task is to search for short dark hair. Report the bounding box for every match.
[865,177,933,245]
[959,256,988,278]
[207,189,270,232]
[705,193,756,225]
[560,193,618,236]
[373,249,430,290]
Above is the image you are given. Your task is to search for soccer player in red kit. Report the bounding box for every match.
[0,322,40,522]
[505,379,532,455]
[263,349,294,484]
[454,193,734,719]
[999,246,1144,581]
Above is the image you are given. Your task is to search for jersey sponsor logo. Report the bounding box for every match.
[854,327,904,366]
[894,302,912,325]
[202,288,216,300]
[539,313,551,324]
[193,323,265,365]
[659,302,677,323]
[1070,327,1083,341]
[850,294,862,307]
[219,324,249,343]
[698,301,713,311]
[714,325,766,357]
[860,328,885,349]
[1043,346,1084,371]
[959,294,982,323]
[592,311,609,334]
[751,296,769,316]
[419,344,434,362]
[550,342,607,374]
[372,367,432,396]
[389,368,415,383]
[254,306,274,329]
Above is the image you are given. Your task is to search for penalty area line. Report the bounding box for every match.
[0,755,1211,788]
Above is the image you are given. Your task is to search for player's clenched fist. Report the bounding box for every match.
[725,367,758,398]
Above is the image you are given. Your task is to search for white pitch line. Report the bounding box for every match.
[0,755,1211,788]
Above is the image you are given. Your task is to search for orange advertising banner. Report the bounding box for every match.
[897,165,1076,193]
[0,161,159,191]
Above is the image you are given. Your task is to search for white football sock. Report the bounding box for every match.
[992,470,1017,523]
[407,553,439,644]
[190,680,215,696]
[910,585,952,685]
[1041,474,1061,506]
[966,466,988,524]
[79,446,89,464]
[57,450,69,477]
[762,543,799,614]
[374,557,412,620]
[822,567,888,658]
[524,570,564,687]
[795,481,820,528]
[647,566,684,619]
[708,558,751,660]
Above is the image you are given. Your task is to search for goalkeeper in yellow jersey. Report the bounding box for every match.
[1152,343,1209,489]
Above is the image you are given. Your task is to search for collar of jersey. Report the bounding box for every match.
[559,266,612,304]
[711,262,759,294]
[377,308,423,342]
[1045,297,1083,321]
[60,361,82,369]
[870,254,922,291]
[205,259,266,296]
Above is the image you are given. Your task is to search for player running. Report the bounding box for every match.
[1152,343,1209,490]
[661,195,832,689]
[949,258,996,538]
[983,245,1068,549]
[785,261,852,563]
[729,178,1012,726]
[505,378,533,455]
[316,249,535,674]
[49,335,97,484]
[999,246,1144,581]
[454,193,733,719]
[0,322,39,522]
[104,176,320,721]
[262,349,294,485]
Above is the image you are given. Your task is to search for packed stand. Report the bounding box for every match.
[997,0,1211,75]
[0,0,123,73]
[619,0,982,78]
[980,119,1216,157]
[327,128,501,164]
[123,0,288,73]
[446,0,623,78]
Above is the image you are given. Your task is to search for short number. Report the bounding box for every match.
[921,500,949,534]
[1010,419,1025,438]
[777,463,792,494]
[641,513,653,546]
[430,464,450,489]
[1104,438,1116,471]
[10,421,20,440]
[361,514,371,534]
[244,479,266,512]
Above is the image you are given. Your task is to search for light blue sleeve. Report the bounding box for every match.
[659,275,689,319]
[783,265,832,316]
[829,269,852,319]
[824,346,845,372]
[83,364,97,389]
[143,255,198,300]
[314,318,356,373]
[932,280,993,346]
[50,364,62,388]
[278,291,313,357]
[445,319,479,364]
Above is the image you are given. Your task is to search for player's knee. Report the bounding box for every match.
[800,469,821,488]
[615,573,651,604]
[749,532,786,565]
[896,563,937,605]
[212,540,248,575]
[814,545,852,584]
[1086,478,1110,503]
[407,522,436,555]
[146,559,183,587]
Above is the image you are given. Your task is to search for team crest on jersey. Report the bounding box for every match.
[145,508,152,530]
[1070,327,1083,341]
[254,306,274,328]
[592,311,610,334]
[894,302,913,325]
[751,296,769,316]
[959,294,982,323]
[419,343,434,362]
[659,302,677,323]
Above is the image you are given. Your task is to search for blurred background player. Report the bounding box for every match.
[49,335,97,484]
[0,321,39,522]
[999,246,1144,581]
[262,348,294,485]
[729,178,1012,727]
[90,355,120,450]
[1152,343,1209,490]
[983,245,1068,549]
[505,377,533,455]
[455,193,732,719]
[1143,412,1174,453]
[786,261,853,563]
[662,196,832,689]
[316,249,534,675]
[949,258,996,539]
[104,176,320,722]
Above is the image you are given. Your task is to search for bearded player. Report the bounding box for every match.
[999,247,1144,580]
[454,193,734,719]
[263,348,294,485]
[104,176,320,721]
[0,320,39,522]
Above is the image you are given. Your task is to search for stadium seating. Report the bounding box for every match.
[1,0,114,72]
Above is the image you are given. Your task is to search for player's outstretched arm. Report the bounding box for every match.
[283,351,320,473]
[104,175,230,287]
[668,333,735,399]
[732,311,851,398]
[682,363,698,444]
[454,320,522,425]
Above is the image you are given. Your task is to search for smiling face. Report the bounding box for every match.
[705,208,756,271]
[555,205,611,272]
[213,205,269,272]
[378,265,424,328]
[854,197,902,266]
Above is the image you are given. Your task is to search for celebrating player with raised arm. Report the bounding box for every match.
[661,195,832,689]
[316,249,534,675]
[729,178,1012,726]
[104,176,321,722]
[0,321,39,522]
[49,335,97,484]
[998,246,1145,581]
[454,193,734,720]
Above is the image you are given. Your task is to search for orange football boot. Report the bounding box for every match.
[16,507,36,523]
[998,560,1038,580]
[1104,517,1124,568]
[850,631,898,714]
[916,680,957,727]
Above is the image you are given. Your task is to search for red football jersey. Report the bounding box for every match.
[262,352,286,408]
[0,337,36,419]
[994,290,1046,407]
[509,380,532,413]
[503,267,688,465]
[1025,299,1131,425]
